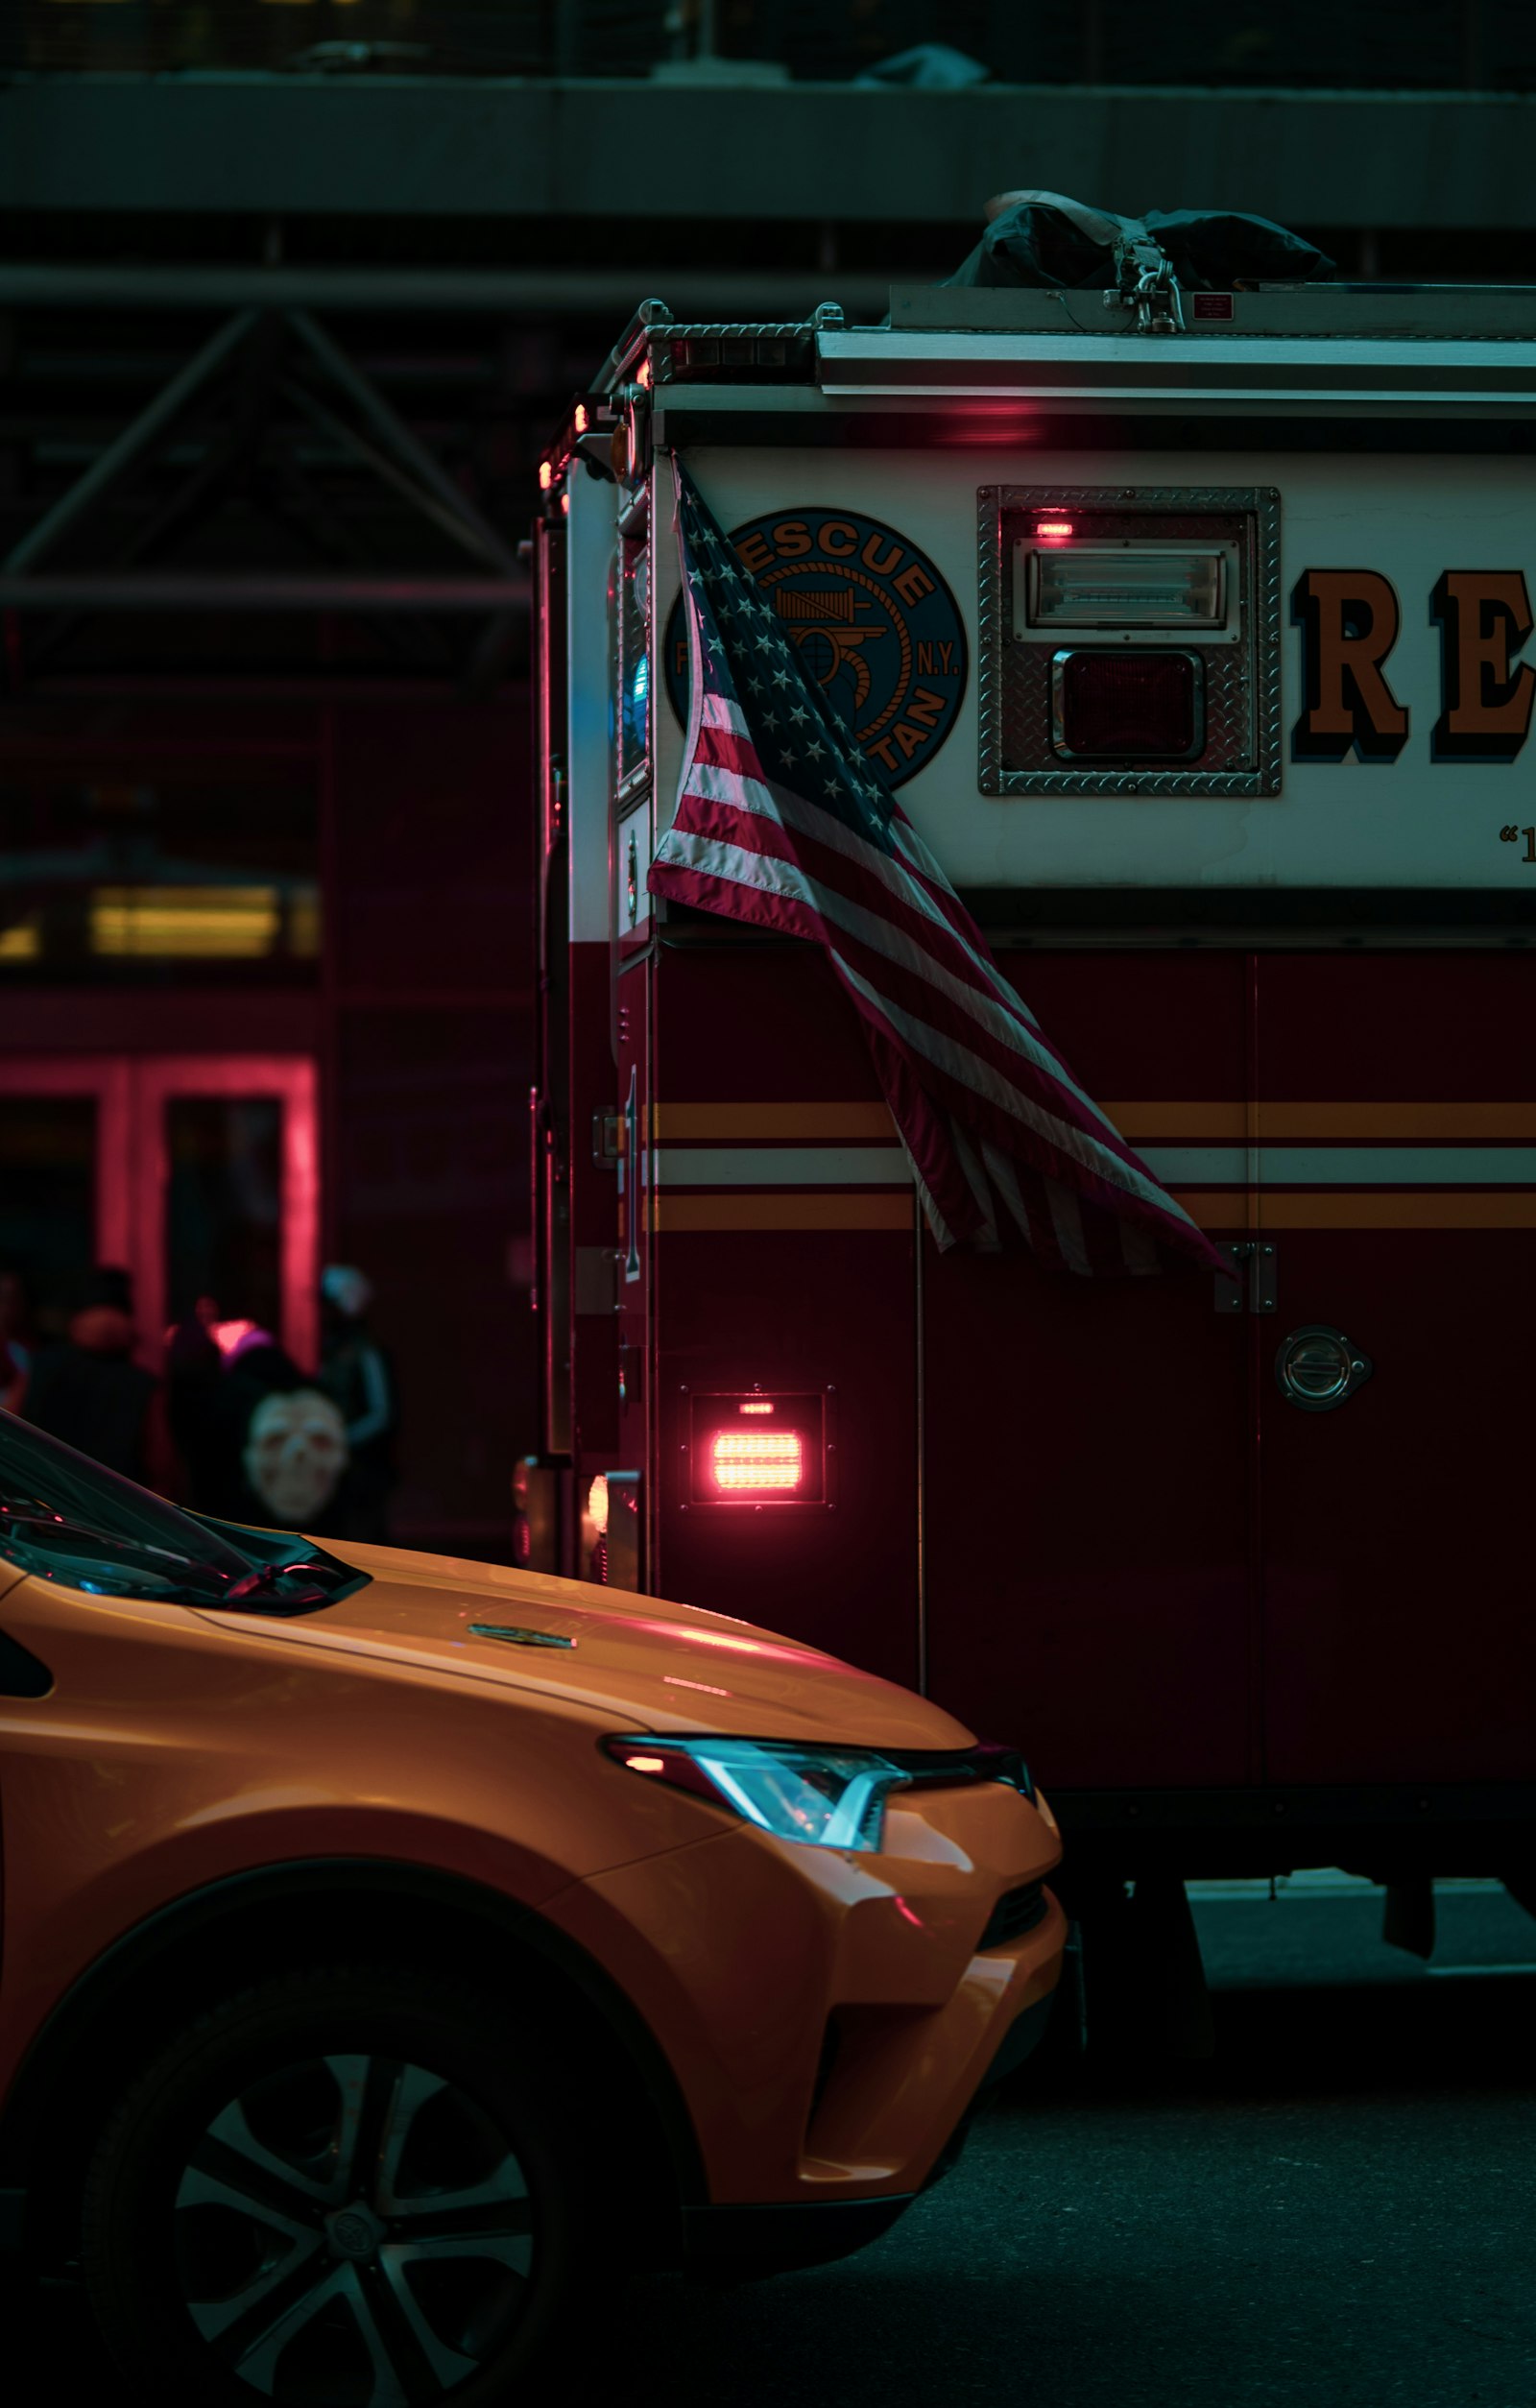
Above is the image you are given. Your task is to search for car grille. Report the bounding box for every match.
[978,1880,1047,1951]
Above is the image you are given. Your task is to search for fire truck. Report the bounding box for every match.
[526,274,1536,2002]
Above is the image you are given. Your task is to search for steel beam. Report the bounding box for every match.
[0,574,528,612]
[277,374,507,571]
[4,74,1536,229]
[4,309,257,572]
[286,309,520,571]
[0,262,893,319]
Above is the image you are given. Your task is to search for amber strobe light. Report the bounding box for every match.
[1052,649,1202,759]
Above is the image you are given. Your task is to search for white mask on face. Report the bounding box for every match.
[243,1388,349,1525]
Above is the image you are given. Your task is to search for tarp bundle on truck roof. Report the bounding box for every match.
[948,190,1335,290]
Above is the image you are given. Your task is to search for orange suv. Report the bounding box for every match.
[0,1411,1064,2405]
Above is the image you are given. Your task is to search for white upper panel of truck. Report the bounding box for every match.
[568,281,1536,900]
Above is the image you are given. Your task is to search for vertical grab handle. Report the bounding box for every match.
[528,1084,542,1315]
[623,1064,641,1284]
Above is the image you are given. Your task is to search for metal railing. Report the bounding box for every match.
[0,0,1531,92]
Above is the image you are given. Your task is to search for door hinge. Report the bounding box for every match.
[1213,1240,1277,1314]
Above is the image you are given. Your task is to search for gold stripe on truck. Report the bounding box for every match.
[659,1100,1536,1142]
[1108,1102,1536,1140]
[653,1102,896,1141]
[1178,1192,1536,1231]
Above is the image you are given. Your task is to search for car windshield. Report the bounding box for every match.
[0,1410,363,1613]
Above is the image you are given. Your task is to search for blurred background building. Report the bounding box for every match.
[3,0,1535,1554]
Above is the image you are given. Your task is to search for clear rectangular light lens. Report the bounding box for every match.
[1029,546,1226,629]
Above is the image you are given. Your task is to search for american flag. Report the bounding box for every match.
[648,463,1224,1277]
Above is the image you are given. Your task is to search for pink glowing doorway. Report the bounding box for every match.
[0,1054,318,1374]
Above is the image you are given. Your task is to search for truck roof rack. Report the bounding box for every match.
[888,283,1536,341]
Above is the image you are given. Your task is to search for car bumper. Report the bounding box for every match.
[677,1980,1059,2277]
[548,1776,1065,2215]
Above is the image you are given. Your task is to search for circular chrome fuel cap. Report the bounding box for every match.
[1275,1325,1373,1412]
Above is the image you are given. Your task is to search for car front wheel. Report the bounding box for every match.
[82,1963,597,2407]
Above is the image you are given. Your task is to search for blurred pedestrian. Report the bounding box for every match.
[319,1265,396,1543]
[164,1293,228,1511]
[241,1385,350,1531]
[164,1296,349,1532]
[217,1316,343,1530]
[22,1265,178,1491]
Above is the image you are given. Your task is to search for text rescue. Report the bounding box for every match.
[1293,568,1536,760]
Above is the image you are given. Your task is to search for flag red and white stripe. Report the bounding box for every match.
[648,460,1224,1276]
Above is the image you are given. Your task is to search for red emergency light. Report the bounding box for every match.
[1036,519,1075,540]
[711,1431,804,1493]
[686,1389,831,1507]
[1052,649,1203,759]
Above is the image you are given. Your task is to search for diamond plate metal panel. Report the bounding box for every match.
[977,485,1282,798]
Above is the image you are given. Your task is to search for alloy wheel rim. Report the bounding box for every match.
[172,2052,535,2405]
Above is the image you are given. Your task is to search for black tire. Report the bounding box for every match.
[82,1963,604,2408]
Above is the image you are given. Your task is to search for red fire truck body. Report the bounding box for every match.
[530,286,1536,1904]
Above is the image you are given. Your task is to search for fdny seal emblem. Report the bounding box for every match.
[664,506,966,785]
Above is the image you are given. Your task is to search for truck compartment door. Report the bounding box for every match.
[922,950,1256,1792]
[648,946,921,1689]
[1257,952,1536,1785]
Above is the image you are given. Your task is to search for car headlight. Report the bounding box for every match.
[603,1734,911,1851]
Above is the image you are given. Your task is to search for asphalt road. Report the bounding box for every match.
[6,1879,1535,2407]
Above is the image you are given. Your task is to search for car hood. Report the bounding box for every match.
[197,1537,975,1752]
